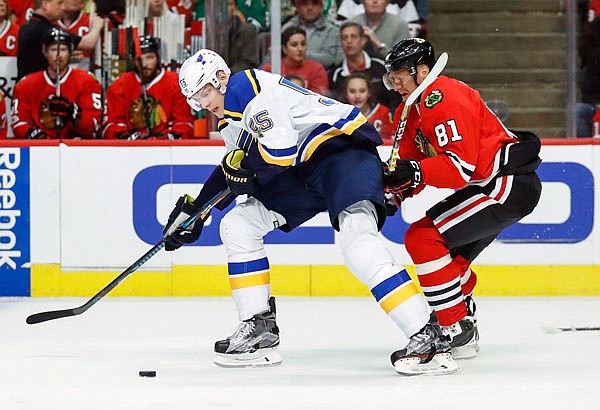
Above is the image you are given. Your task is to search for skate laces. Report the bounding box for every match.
[229,321,256,342]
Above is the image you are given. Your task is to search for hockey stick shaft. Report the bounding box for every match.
[26,188,232,325]
[542,326,600,333]
[388,52,448,171]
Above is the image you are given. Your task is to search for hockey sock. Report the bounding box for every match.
[405,217,467,326]
[338,201,429,336]
[455,255,478,297]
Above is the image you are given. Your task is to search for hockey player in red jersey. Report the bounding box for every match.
[57,0,90,59]
[0,0,19,56]
[102,35,194,140]
[382,38,542,359]
[11,27,102,139]
[7,0,33,26]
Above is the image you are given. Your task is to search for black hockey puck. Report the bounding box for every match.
[139,370,156,377]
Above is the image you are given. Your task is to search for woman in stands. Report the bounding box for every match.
[262,25,329,96]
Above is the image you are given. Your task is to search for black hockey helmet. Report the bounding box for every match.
[139,35,161,56]
[384,38,435,76]
[42,27,74,52]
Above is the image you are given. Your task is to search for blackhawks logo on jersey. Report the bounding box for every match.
[129,95,167,131]
[415,128,437,158]
[424,89,443,109]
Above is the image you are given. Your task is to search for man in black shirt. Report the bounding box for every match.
[17,0,103,80]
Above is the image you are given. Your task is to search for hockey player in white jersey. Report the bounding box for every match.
[163,49,458,375]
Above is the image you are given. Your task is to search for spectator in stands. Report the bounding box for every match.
[146,0,180,34]
[228,0,259,74]
[577,14,600,137]
[17,0,103,80]
[331,21,401,111]
[283,0,343,70]
[262,25,329,95]
[342,71,393,140]
[0,88,7,138]
[7,0,34,26]
[237,0,269,32]
[103,35,194,140]
[11,27,102,139]
[167,0,194,26]
[350,0,410,58]
[0,0,19,56]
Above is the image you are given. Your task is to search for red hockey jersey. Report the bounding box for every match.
[0,20,19,56]
[58,12,90,57]
[103,70,194,139]
[367,102,393,141]
[11,68,102,139]
[392,75,516,189]
[7,0,34,26]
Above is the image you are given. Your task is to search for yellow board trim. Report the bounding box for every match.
[30,264,600,297]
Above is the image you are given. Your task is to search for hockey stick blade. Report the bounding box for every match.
[26,308,77,324]
[542,326,600,333]
[26,188,232,325]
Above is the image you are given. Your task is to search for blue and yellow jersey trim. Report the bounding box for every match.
[298,107,367,163]
[223,69,261,121]
[237,129,254,151]
[371,270,420,314]
[257,144,297,167]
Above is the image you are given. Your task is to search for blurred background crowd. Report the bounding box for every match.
[0,0,597,140]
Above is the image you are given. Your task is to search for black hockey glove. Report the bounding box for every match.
[49,95,80,125]
[163,195,205,251]
[221,149,258,195]
[383,159,423,195]
[25,128,48,139]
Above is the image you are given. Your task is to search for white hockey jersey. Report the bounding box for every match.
[218,69,381,180]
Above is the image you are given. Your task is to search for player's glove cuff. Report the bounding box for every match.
[221,149,258,195]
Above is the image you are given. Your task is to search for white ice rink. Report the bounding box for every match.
[1,296,599,410]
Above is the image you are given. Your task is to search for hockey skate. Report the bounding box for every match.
[214,297,282,368]
[441,296,480,359]
[391,323,458,376]
[429,296,480,359]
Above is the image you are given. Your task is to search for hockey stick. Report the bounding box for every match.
[542,326,600,334]
[26,188,232,325]
[388,52,448,171]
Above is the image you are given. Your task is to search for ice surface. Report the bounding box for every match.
[1,297,599,410]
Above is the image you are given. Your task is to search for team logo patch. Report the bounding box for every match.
[415,128,437,158]
[424,89,443,108]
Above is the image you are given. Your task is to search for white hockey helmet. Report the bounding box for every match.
[179,49,231,109]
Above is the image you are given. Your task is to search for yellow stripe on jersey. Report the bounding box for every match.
[244,70,261,95]
[229,272,271,290]
[257,143,296,166]
[302,129,343,162]
[341,113,368,135]
[379,282,420,313]
[223,109,243,120]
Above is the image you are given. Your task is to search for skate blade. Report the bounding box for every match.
[394,353,458,376]
[214,348,283,368]
[452,343,479,360]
